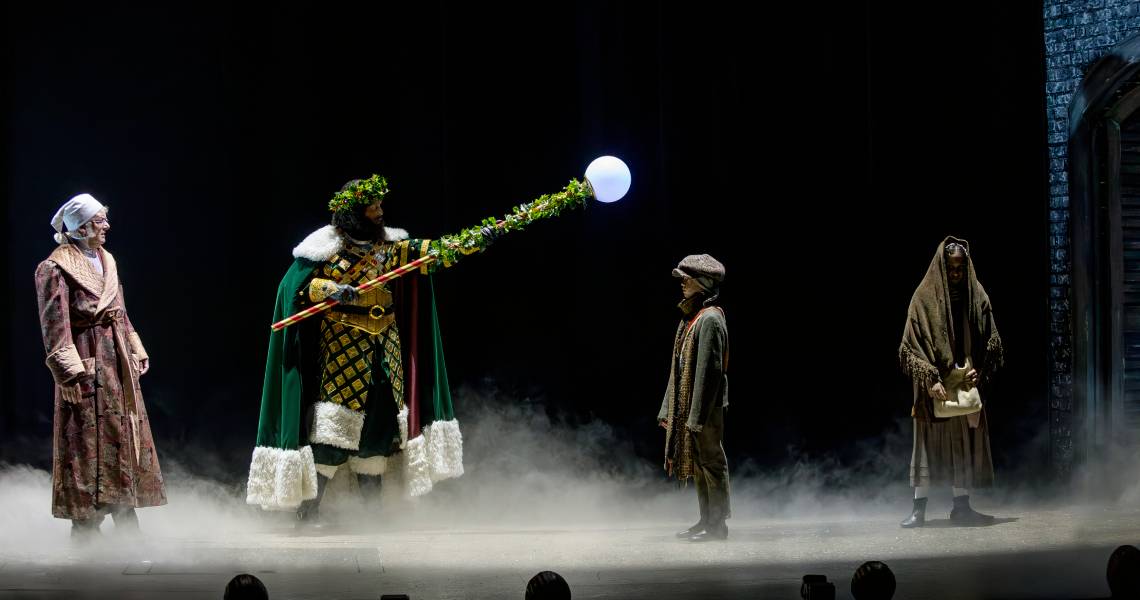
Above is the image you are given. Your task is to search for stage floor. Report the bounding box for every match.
[1,502,1137,600]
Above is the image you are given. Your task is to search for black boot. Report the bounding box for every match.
[675,520,706,539]
[357,473,382,505]
[950,495,994,526]
[689,521,728,542]
[296,473,330,530]
[900,497,927,528]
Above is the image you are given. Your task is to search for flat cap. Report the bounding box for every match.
[671,253,725,283]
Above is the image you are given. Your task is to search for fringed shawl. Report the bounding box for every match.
[899,236,1004,421]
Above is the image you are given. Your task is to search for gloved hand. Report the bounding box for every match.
[329,284,359,303]
[481,225,504,246]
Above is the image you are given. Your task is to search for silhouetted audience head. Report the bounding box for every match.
[1107,544,1140,599]
[224,573,268,600]
[526,570,571,600]
[851,560,895,600]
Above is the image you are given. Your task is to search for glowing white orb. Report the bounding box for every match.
[584,156,631,203]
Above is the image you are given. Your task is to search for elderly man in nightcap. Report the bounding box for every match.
[35,193,166,541]
[658,253,731,542]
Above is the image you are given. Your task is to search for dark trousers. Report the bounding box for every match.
[692,405,731,526]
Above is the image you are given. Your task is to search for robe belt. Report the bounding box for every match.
[71,308,124,329]
[108,318,144,467]
[70,307,143,466]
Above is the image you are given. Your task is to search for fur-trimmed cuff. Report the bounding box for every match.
[128,332,149,361]
[348,454,389,476]
[45,344,85,384]
[398,405,409,449]
[309,401,366,450]
[425,419,464,483]
[404,435,433,497]
[245,445,319,510]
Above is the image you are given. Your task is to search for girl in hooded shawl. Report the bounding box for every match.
[898,237,1002,528]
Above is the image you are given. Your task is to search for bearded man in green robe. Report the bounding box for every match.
[245,175,495,525]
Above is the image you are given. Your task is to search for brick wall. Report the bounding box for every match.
[1044,0,1140,476]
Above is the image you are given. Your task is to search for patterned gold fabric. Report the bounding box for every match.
[319,321,374,410]
[311,240,419,415]
[317,320,405,411]
[308,278,340,302]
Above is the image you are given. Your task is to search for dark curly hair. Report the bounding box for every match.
[330,179,386,241]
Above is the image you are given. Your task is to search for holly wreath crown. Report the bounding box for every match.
[327,174,389,213]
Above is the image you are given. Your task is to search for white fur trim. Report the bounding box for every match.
[348,454,389,476]
[404,435,433,497]
[314,462,339,479]
[425,419,465,483]
[309,401,366,450]
[245,447,276,507]
[245,445,319,511]
[293,225,410,261]
[293,225,343,261]
[299,445,318,499]
[397,405,409,449]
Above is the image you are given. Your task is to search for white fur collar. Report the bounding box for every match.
[293,225,409,261]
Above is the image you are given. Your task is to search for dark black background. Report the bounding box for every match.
[2,2,1048,487]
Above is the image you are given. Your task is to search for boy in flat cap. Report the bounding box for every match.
[658,253,731,542]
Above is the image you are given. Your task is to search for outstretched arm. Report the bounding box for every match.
[425,178,593,271]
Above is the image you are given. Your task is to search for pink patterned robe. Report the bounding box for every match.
[35,244,166,520]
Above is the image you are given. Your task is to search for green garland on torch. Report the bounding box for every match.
[426,178,593,268]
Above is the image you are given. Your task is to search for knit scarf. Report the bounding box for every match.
[663,298,718,482]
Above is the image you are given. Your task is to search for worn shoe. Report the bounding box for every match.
[689,523,728,542]
[900,497,927,528]
[675,521,706,539]
[950,495,994,526]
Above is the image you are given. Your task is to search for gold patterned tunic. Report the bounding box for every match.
[300,237,435,462]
